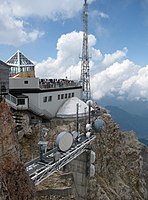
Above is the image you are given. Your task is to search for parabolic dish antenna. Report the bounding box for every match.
[56,131,73,152]
[93,118,105,133]
[71,131,78,140]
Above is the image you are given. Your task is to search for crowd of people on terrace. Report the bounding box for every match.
[39,78,78,89]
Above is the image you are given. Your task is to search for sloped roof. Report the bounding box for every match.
[6,50,34,67]
[56,97,90,118]
[0,60,9,69]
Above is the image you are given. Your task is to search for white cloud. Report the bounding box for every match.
[98,12,109,19]
[36,31,148,101]
[91,10,109,19]
[0,0,92,45]
[120,65,148,100]
[102,47,128,66]
[8,0,84,20]
[88,0,96,3]
[36,31,97,80]
[91,59,139,99]
[0,1,44,45]
[90,10,109,37]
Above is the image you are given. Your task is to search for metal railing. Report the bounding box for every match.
[39,79,81,90]
[5,93,52,118]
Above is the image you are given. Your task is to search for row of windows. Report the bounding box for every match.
[58,92,74,100]
[43,93,74,103]
[10,66,34,74]
[43,96,52,102]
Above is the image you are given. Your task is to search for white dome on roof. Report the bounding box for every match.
[56,97,91,118]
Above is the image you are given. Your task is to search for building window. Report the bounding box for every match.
[61,94,64,99]
[65,93,67,99]
[1,85,6,93]
[58,94,60,100]
[68,93,71,98]
[17,99,25,105]
[11,95,16,104]
[43,96,47,102]
[72,92,74,97]
[24,80,28,84]
[48,96,52,102]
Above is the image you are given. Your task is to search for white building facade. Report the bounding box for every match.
[5,51,82,118]
[6,77,82,118]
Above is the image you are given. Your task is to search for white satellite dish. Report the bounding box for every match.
[56,131,73,152]
[86,123,92,131]
[86,131,91,138]
[86,100,93,106]
[71,131,78,140]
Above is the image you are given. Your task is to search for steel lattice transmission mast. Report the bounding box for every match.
[80,0,91,101]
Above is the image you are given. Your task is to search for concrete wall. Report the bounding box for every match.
[9,77,39,89]
[65,152,89,200]
[25,87,82,117]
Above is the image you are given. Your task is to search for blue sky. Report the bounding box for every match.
[1,0,148,101]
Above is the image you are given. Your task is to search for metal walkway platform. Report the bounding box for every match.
[25,134,96,185]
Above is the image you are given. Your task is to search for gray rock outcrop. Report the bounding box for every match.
[87,108,148,200]
[0,99,35,200]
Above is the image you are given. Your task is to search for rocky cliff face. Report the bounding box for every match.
[87,107,148,200]
[0,99,34,200]
[34,106,148,200]
[0,98,147,200]
[141,144,148,192]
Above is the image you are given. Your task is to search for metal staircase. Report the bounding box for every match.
[12,113,23,131]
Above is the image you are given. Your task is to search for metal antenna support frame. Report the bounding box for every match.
[80,0,91,101]
[76,103,79,133]
[84,107,87,133]
[38,120,48,162]
[26,135,96,185]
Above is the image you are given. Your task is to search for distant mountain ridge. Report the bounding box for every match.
[104,105,148,139]
[98,96,148,116]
